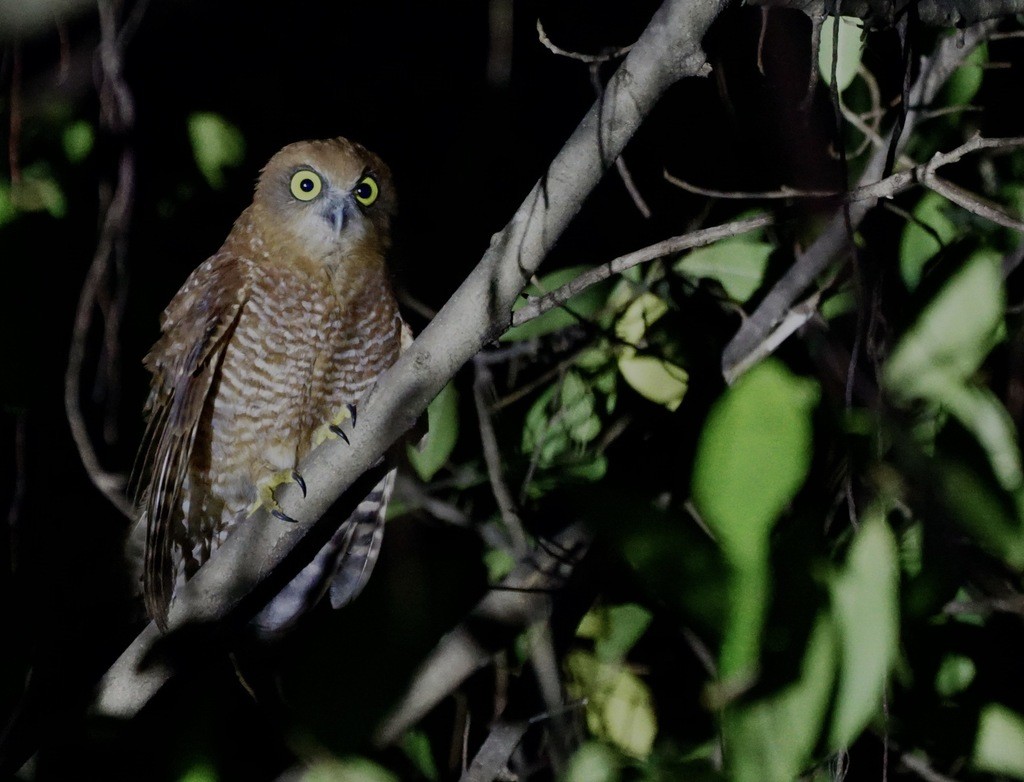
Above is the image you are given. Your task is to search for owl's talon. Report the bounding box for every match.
[272,508,298,523]
[311,404,355,448]
[248,469,303,521]
[292,470,307,498]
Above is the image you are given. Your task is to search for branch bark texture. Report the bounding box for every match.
[93,0,730,719]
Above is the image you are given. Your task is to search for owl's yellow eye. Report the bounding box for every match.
[354,175,379,207]
[290,170,323,201]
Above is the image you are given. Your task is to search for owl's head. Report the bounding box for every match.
[254,137,396,261]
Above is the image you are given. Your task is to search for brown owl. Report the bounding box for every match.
[134,137,409,632]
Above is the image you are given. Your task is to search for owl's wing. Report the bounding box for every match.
[134,253,250,627]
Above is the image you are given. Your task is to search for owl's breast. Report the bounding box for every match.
[203,267,333,510]
[200,263,402,519]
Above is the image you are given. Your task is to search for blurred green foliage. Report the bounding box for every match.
[4,6,1024,782]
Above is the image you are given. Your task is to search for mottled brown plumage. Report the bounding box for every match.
[135,137,408,631]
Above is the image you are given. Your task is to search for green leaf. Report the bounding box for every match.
[400,730,439,781]
[407,381,459,481]
[615,292,668,346]
[725,615,837,782]
[615,293,688,410]
[503,265,609,342]
[302,758,399,782]
[483,547,516,582]
[934,654,976,698]
[576,603,653,663]
[187,112,246,189]
[828,511,899,749]
[62,120,95,163]
[565,742,622,782]
[945,42,987,107]
[617,354,688,411]
[692,360,819,562]
[523,371,601,466]
[898,191,958,290]
[4,165,67,220]
[566,651,658,759]
[0,180,15,226]
[884,250,1004,401]
[939,461,1024,570]
[818,16,863,92]
[673,236,772,302]
[178,762,217,782]
[973,704,1024,779]
[692,360,819,681]
[939,384,1022,492]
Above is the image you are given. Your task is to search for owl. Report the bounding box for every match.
[134,137,409,633]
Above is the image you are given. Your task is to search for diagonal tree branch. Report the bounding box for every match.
[92,0,730,720]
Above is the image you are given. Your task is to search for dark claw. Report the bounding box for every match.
[272,509,298,523]
[329,424,350,444]
[291,470,307,498]
[347,403,357,428]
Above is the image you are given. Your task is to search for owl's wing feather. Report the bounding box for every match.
[328,467,394,608]
[137,253,250,626]
[251,468,395,633]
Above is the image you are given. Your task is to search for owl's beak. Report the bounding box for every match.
[324,195,351,237]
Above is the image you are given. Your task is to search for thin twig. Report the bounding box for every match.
[512,213,775,327]
[665,173,839,199]
[64,0,139,519]
[536,18,633,63]
[922,172,1024,232]
[527,620,573,773]
[490,349,583,412]
[474,358,530,555]
[374,524,592,747]
[722,20,1001,381]
[899,752,960,782]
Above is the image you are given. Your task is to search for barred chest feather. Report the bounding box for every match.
[186,258,402,563]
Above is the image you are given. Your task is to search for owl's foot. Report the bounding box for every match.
[311,403,357,448]
[248,469,303,523]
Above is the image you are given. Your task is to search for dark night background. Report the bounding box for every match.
[3,1,1023,780]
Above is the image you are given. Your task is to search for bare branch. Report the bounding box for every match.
[722,21,1001,383]
[921,173,1024,232]
[92,0,729,720]
[473,358,529,555]
[460,721,528,782]
[668,135,1024,207]
[64,0,138,519]
[374,523,591,747]
[664,173,839,199]
[536,18,633,64]
[512,213,775,327]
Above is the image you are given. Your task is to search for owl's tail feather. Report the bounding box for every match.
[251,469,394,633]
